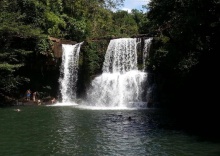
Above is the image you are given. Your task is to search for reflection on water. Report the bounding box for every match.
[0,106,220,156]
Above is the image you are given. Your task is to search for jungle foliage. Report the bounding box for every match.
[147,0,219,106]
[146,0,219,131]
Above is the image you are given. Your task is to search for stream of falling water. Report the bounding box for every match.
[59,43,83,104]
[86,38,152,109]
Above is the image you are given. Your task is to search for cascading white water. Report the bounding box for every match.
[143,38,153,71]
[59,43,82,103]
[87,38,150,108]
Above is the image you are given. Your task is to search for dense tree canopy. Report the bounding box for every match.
[147,0,219,105]
[146,0,219,133]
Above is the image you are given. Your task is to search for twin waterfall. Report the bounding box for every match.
[60,38,153,108]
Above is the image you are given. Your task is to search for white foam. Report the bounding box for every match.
[76,105,147,110]
[47,102,78,107]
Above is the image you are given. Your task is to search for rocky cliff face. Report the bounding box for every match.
[49,37,77,58]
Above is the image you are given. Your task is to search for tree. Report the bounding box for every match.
[146,0,219,129]
[0,0,44,103]
[112,10,138,36]
[131,9,150,34]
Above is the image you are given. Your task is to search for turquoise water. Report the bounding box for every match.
[0,106,219,156]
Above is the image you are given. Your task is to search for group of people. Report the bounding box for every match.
[25,89,56,104]
[26,89,37,102]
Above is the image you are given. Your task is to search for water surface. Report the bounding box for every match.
[0,106,219,156]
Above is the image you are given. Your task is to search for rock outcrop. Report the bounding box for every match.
[49,36,77,58]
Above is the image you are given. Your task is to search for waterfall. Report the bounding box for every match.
[59,43,82,103]
[143,38,153,71]
[87,38,151,108]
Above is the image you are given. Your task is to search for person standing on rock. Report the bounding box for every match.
[32,91,37,102]
[26,89,31,101]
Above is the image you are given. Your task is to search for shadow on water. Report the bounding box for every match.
[161,106,220,143]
